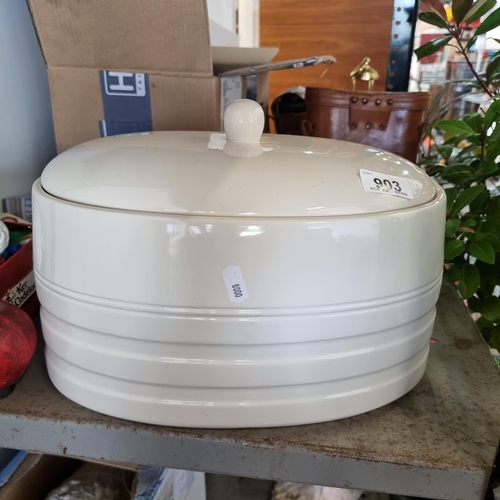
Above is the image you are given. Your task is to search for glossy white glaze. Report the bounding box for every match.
[33,170,445,427]
[33,180,444,308]
[34,99,446,427]
[224,99,265,143]
[40,115,438,218]
[45,345,429,427]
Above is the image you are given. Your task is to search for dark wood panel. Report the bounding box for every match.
[261,0,394,26]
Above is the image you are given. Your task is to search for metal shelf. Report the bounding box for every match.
[0,281,499,500]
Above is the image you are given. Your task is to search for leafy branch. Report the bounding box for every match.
[416,0,500,351]
[416,0,500,94]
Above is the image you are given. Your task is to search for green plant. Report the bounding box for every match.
[416,0,500,349]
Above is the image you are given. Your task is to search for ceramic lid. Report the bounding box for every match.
[40,100,439,218]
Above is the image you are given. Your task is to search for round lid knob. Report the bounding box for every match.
[224,99,264,144]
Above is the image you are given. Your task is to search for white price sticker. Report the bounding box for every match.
[222,265,249,303]
[360,169,413,199]
[2,271,36,307]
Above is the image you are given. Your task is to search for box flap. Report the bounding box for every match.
[28,0,213,75]
[211,47,279,75]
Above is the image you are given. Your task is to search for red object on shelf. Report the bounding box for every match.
[0,216,39,316]
[0,301,37,393]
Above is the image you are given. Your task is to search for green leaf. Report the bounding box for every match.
[475,8,500,36]
[474,233,500,251]
[488,72,500,85]
[486,197,500,217]
[470,189,490,214]
[467,295,482,312]
[477,315,495,331]
[443,132,467,145]
[469,240,496,263]
[442,163,474,176]
[481,296,500,321]
[483,217,500,234]
[448,263,463,282]
[458,264,481,298]
[461,218,477,226]
[486,145,500,162]
[415,36,453,60]
[435,119,477,136]
[484,99,500,130]
[458,218,478,232]
[486,55,500,82]
[466,35,479,50]
[441,166,475,186]
[488,326,500,350]
[419,11,450,27]
[453,0,474,24]
[487,196,500,209]
[450,185,485,217]
[489,129,500,148]
[445,239,466,260]
[447,163,474,171]
[487,70,500,85]
[477,259,500,294]
[465,113,484,132]
[446,218,462,236]
[421,0,449,19]
[472,214,483,226]
[445,188,458,214]
[475,160,499,176]
[426,165,445,176]
[465,0,497,24]
[442,172,476,184]
[436,144,454,159]
[441,163,475,183]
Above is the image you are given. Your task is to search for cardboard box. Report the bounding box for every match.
[0,452,205,500]
[0,454,81,500]
[27,0,279,153]
[0,451,27,488]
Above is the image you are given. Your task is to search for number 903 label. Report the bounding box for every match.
[360,169,413,200]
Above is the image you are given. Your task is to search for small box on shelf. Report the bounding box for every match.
[0,214,38,316]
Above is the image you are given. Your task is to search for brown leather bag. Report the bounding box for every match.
[302,88,430,162]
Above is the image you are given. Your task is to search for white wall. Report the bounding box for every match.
[206,0,260,48]
[238,0,260,47]
[209,19,240,47]
[0,0,56,201]
[207,0,236,34]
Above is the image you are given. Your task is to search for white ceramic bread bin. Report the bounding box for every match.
[33,99,445,428]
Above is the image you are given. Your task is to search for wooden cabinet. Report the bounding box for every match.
[260,0,395,104]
